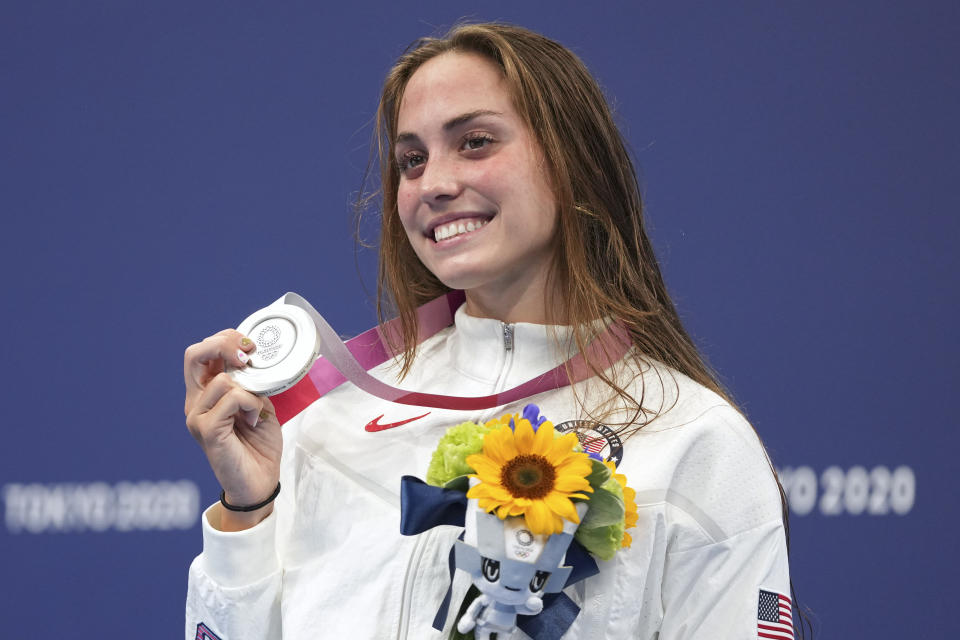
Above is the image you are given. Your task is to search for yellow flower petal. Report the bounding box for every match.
[468,482,513,504]
[624,489,638,529]
[507,503,527,516]
[465,454,500,477]
[552,513,565,533]
[496,425,520,459]
[476,497,500,512]
[524,500,555,535]
[513,418,535,454]
[544,493,580,524]
[531,421,554,456]
[547,433,583,461]
[480,427,507,464]
[555,457,593,480]
[553,475,593,492]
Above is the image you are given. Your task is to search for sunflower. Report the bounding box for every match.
[604,460,639,548]
[466,415,594,535]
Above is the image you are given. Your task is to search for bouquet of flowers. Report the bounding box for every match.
[403,404,638,640]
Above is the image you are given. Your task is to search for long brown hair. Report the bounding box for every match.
[365,23,811,636]
[373,22,728,427]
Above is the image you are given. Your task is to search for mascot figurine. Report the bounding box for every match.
[454,482,587,639]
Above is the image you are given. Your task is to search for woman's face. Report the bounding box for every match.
[395,52,558,318]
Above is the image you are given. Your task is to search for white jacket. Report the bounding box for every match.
[186,305,791,639]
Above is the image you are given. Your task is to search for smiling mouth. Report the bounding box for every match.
[431,216,492,243]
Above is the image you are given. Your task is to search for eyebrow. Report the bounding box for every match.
[395,109,503,146]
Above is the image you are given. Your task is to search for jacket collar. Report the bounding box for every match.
[447,304,577,387]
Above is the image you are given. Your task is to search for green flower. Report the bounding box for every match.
[426,421,496,487]
[574,474,627,561]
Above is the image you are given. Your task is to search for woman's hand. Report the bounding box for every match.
[184,330,282,531]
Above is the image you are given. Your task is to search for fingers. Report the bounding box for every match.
[185,373,264,443]
[250,395,278,428]
[185,329,256,376]
[195,372,262,420]
[183,329,257,412]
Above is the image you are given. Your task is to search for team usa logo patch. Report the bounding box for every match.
[554,420,623,466]
[757,589,793,639]
[196,623,222,640]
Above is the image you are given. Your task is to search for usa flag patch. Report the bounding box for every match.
[757,589,793,639]
[196,623,222,640]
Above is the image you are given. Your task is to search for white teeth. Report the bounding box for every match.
[433,218,488,242]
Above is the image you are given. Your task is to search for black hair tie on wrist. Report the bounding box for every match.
[220,482,281,512]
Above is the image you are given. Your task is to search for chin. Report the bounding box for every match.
[431,271,486,293]
[419,257,492,293]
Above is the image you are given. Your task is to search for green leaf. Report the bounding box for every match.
[581,486,624,528]
[443,475,471,493]
[575,475,628,560]
[584,459,612,492]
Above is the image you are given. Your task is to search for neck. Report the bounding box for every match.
[463,272,564,325]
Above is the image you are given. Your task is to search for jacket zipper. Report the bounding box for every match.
[502,323,514,351]
[495,322,516,393]
[397,324,516,637]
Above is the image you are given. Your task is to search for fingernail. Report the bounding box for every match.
[259,409,269,421]
[240,337,253,348]
[236,349,250,365]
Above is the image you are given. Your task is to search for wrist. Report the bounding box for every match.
[216,502,274,532]
[220,482,281,512]
[212,482,280,532]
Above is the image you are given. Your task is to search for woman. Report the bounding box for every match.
[184,23,796,639]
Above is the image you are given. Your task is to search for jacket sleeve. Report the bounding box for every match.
[658,517,793,639]
[656,405,794,639]
[185,504,283,639]
[184,405,308,639]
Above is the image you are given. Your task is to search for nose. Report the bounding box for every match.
[419,154,462,206]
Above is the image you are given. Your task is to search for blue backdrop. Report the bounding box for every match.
[2,1,956,637]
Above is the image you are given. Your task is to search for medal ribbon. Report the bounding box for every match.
[271,291,630,424]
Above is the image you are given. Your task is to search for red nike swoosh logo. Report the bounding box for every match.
[365,412,431,432]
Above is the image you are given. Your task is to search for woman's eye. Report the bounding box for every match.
[462,134,494,152]
[398,152,426,174]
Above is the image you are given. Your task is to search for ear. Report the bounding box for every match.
[543,565,572,594]
[537,530,573,568]
[454,539,481,576]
